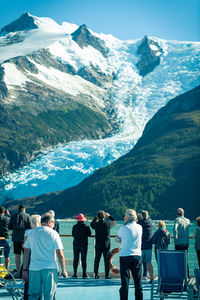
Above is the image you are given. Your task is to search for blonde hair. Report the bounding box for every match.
[142,210,149,219]
[157,220,166,228]
[31,214,41,228]
[125,209,137,221]
[48,210,55,218]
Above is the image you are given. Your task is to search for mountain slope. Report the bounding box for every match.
[0,12,200,199]
[0,103,111,175]
[0,14,115,176]
[6,85,200,219]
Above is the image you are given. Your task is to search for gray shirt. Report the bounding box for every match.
[173,216,190,245]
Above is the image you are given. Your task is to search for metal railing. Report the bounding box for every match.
[1,235,198,276]
[59,235,198,275]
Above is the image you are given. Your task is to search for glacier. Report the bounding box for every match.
[0,15,200,203]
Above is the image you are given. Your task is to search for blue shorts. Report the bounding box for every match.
[141,249,152,263]
[0,239,11,258]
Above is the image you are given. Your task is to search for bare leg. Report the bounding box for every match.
[147,262,154,281]
[15,254,21,270]
[5,257,10,270]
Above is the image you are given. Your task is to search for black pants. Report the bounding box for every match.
[196,250,200,268]
[175,244,189,277]
[73,245,88,275]
[143,262,147,276]
[119,256,143,300]
[94,245,110,277]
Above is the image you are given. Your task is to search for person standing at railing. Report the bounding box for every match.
[116,209,143,300]
[0,206,11,270]
[138,210,155,284]
[137,213,148,280]
[192,216,200,268]
[152,220,171,262]
[48,210,59,233]
[72,213,91,278]
[22,213,68,300]
[8,204,32,271]
[173,207,190,276]
[23,214,41,300]
[91,210,116,279]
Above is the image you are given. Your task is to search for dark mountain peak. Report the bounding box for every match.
[138,35,162,51]
[74,24,88,33]
[0,12,38,34]
[71,24,91,40]
[140,35,153,46]
[72,24,107,57]
[136,35,163,76]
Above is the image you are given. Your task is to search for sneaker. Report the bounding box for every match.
[83,274,89,278]
[72,274,77,279]
[149,279,153,284]
[95,274,99,279]
[105,275,111,279]
[142,276,148,280]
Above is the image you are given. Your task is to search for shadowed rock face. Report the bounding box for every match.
[0,67,8,99]
[136,36,163,76]
[0,32,25,46]
[72,24,108,57]
[0,12,37,34]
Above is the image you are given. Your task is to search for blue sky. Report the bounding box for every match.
[0,0,199,41]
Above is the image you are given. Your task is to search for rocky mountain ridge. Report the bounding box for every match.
[72,24,108,57]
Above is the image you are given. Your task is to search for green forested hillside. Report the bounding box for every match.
[6,86,200,219]
[0,103,111,176]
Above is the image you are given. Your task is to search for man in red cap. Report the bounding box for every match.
[72,213,91,278]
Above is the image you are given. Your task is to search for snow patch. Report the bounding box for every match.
[149,44,159,51]
[32,15,62,32]
[3,62,32,87]
[30,60,105,105]
[61,22,78,34]
[49,39,110,74]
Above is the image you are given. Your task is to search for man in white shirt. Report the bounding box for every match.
[116,209,143,300]
[173,208,190,249]
[173,207,190,277]
[22,213,68,300]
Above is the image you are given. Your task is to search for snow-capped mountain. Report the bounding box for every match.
[0,12,200,203]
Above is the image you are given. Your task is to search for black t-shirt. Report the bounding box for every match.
[8,212,32,242]
[138,218,155,250]
[72,221,91,246]
[91,216,116,247]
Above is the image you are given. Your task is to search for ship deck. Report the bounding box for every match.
[0,276,192,299]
